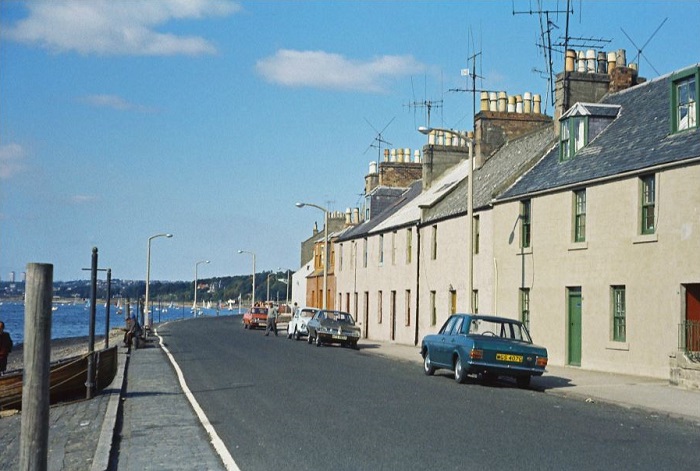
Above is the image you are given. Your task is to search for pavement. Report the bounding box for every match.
[1,321,699,470]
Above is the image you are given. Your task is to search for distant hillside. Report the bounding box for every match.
[0,271,292,305]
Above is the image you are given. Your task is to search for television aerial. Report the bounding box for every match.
[620,17,668,76]
[363,117,395,161]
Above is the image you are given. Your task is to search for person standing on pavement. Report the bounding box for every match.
[0,321,13,374]
[265,302,278,336]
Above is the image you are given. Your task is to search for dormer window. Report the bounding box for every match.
[560,116,587,161]
[559,103,620,162]
[672,67,698,133]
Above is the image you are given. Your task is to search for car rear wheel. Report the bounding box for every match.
[294,329,301,341]
[454,356,467,384]
[516,375,531,389]
[423,350,435,376]
[243,323,248,330]
[307,332,313,344]
[287,329,292,339]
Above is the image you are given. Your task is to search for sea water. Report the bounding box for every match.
[0,301,243,345]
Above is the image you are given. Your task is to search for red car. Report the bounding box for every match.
[243,307,268,329]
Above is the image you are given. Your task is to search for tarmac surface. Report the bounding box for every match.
[1,320,699,470]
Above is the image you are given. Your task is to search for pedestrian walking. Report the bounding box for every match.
[0,321,13,374]
[265,302,278,336]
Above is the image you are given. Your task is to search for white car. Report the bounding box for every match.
[287,307,320,340]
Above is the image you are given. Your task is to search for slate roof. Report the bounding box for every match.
[499,65,700,200]
[422,125,556,225]
[561,102,621,119]
[336,180,422,241]
[309,225,355,245]
[366,186,409,219]
[371,158,471,233]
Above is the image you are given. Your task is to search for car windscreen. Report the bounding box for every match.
[251,308,268,314]
[300,310,316,319]
[324,311,355,324]
[468,319,532,342]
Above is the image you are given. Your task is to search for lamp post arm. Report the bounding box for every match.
[296,202,330,310]
[144,233,172,328]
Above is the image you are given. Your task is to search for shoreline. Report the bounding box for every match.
[4,328,125,374]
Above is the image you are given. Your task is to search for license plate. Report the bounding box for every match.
[332,335,347,340]
[496,353,523,363]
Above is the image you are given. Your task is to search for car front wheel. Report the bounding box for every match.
[307,332,313,344]
[294,329,301,341]
[315,334,322,347]
[454,356,467,384]
[423,350,435,376]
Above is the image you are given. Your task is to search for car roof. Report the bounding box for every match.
[453,313,522,324]
[319,309,351,315]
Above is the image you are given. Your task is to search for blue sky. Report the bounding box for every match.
[1,1,698,282]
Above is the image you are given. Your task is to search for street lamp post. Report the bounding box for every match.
[194,260,210,317]
[286,269,291,304]
[238,250,256,307]
[278,267,291,305]
[296,202,328,309]
[419,126,474,313]
[145,233,173,330]
[266,272,274,303]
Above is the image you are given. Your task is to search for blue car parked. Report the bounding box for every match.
[421,314,548,388]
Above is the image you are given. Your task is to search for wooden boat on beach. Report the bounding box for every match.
[0,346,118,411]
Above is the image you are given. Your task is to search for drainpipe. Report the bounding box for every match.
[414,222,421,346]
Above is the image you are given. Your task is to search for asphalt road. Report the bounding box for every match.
[158,316,700,471]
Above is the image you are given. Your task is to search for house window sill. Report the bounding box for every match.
[568,241,588,251]
[632,233,658,244]
[606,341,630,351]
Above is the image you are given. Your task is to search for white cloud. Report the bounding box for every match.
[3,0,240,56]
[81,94,155,113]
[256,49,426,92]
[0,143,28,180]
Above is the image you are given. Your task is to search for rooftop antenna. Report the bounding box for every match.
[620,17,667,76]
[448,27,485,132]
[513,0,574,111]
[363,117,395,161]
[324,198,336,214]
[406,75,443,128]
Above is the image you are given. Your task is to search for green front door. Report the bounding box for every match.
[568,288,582,366]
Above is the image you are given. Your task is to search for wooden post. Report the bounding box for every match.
[20,263,53,471]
